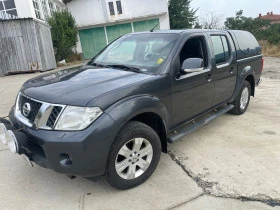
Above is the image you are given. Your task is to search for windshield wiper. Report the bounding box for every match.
[89,62,108,68]
[107,64,142,73]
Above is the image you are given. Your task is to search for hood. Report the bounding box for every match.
[21,66,155,107]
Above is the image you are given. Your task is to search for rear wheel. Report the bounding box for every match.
[229,80,251,115]
[105,121,161,190]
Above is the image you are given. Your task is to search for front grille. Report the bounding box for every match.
[46,106,63,128]
[19,94,42,122]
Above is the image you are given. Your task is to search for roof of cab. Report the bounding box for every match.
[130,29,227,35]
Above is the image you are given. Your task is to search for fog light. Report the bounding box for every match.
[5,130,18,154]
[0,123,8,145]
[59,153,73,167]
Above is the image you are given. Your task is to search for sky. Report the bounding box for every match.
[191,0,280,22]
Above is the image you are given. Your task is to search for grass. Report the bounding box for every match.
[259,40,280,57]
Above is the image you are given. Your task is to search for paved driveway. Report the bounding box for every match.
[0,58,279,209]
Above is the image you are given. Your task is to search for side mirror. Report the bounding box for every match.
[181,58,204,73]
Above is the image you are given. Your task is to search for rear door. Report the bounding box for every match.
[209,33,237,105]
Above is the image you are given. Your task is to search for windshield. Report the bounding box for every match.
[93,33,179,74]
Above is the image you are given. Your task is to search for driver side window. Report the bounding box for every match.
[179,36,208,71]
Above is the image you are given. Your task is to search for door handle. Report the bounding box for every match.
[206,74,213,82]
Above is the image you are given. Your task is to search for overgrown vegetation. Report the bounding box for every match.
[258,23,280,45]
[224,10,270,39]
[168,0,197,29]
[48,10,78,62]
[259,40,280,57]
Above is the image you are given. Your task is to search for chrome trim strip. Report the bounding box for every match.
[53,105,66,129]
[15,92,66,130]
[35,104,54,129]
[237,54,262,62]
[176,69,211,80]
[15,93,33,127]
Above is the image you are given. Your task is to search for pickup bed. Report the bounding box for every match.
[0,29,263,189]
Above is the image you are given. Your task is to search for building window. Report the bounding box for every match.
[33,0,42,20]
[3,0,16,10]
[0,2,3,11]
[116,1,122,14]
[41,0,49,20]
[0,0,18,19]
[56,4,60,12]
[108,2,115,15]
[49,1,55,14]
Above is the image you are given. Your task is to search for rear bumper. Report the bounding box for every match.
[256,78,262,87]
[6,107,118,177]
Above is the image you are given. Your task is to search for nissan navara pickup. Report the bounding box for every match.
[0,29,263,189]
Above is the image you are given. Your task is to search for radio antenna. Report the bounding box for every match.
[150,13,168,32]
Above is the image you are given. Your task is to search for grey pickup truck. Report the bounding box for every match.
[0,29,263,189]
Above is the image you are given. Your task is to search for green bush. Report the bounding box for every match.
[260,24,280,45]
[48,10,78,62]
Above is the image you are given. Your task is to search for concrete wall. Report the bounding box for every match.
[67,0,170,55]
[14,0,65,21]
[66,0,107,27]
[14,0,34,19]
[66,0,170,29]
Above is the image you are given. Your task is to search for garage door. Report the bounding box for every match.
[133,18,160,32]
[106,23,132,43]
[79,27,107,59]
[79,18,160,59]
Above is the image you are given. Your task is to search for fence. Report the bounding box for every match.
[0,18,56,76]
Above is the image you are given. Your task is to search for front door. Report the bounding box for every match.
[171,35,214,127]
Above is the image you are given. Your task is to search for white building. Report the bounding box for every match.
[65,0,170,59]
[0,0,65,22]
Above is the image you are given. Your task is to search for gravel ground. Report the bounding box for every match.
[0,57,279,210]
[262,57,280,79]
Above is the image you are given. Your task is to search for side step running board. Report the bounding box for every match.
[167,104,234,143]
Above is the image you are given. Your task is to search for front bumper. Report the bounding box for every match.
[3,107,118,177]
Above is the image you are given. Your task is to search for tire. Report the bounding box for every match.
[229,80,251,115]
[105,121,161,190]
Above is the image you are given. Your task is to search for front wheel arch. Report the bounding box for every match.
[130,112,167,153]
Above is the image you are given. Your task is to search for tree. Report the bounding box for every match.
[193,22,202,29]
[168,0,197,29]
[260,23,280,44]
[224,10,270,39]
[48,10,78,61]
[200,11,224,29]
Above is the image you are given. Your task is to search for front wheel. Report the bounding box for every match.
[105,121,161,190]
[229,80,251,115]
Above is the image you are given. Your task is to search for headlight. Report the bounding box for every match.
[55,106,103,131]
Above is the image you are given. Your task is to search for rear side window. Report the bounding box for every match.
[234,31,255,51]
[211,35,230,65]
[232,31,259,59]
